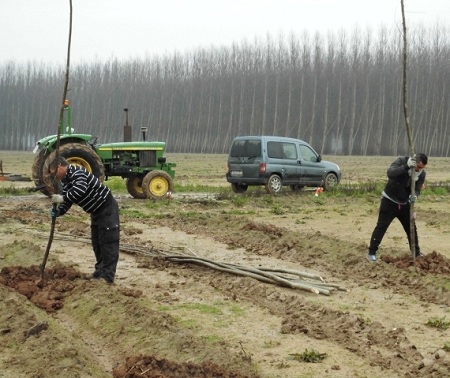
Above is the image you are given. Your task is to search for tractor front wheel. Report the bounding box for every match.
[142,170,173,200]
[126,175,146,199]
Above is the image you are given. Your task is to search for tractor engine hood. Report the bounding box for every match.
[96,141,166,151]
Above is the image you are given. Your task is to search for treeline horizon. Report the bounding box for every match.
[1,24,450,156]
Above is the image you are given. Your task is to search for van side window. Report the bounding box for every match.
[283,143,297,160]
[299,145,318,162]
[267,141,284,159]
[230,140,261,158]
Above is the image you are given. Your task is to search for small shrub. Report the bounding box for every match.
[425,317,450,330]
[270,205,284,215]
[231,195,247,208]
[289,349,327,363]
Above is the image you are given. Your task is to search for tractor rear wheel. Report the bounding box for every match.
[42,143,105,194]
[142,170,173,200]
[31,149,51,196]
[126,175,146,199]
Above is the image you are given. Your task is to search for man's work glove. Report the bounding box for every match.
[50,208,61,218]
[51,194,64,204]
[407,157,416,168]
[409,194,417,203]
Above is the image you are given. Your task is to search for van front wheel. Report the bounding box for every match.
[231,183,248,193]
[265,175,282,194]
[323,172,338,190]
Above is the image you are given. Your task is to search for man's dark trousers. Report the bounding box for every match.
[369,197,420,255]
[90,194,120,282]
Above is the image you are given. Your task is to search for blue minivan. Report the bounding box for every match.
[226,136,341,194]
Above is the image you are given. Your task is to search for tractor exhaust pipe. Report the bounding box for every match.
[123,108,131,142]
[141,127,147,142]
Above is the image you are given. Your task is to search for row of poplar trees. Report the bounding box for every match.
[1,24,450,156]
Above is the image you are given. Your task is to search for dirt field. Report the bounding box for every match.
[2,151,450,377]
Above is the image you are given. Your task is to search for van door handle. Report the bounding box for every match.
[297,160,302,165]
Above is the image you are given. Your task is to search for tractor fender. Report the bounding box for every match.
[33,134,95,154]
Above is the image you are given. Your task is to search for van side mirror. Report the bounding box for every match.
[316,154,322,162]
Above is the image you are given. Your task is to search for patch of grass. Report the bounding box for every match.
[179,210,200,218]
[216,189,234,200]
[231,195,248,208]
[224,209,256,216]
[163,302,223,315]
[162,302,245,320]
[182,303,223,315]
[120,209,153,218]
[202,335,223,343]
[0,240,43,267]
[425,317,450,330]
[261,196,274,205]
[439,280,450,291]
[428,184,450,195]
[443,342,450,351]
[178,318,200,330]
[289,349,327,363]
[104,177,127,193]
[262,340,281,348]
[0,185,31,196]
[229,304,245,316]
[332,181,385,196]
[174,183,223,193]
[142,199,176,210]
[270,205,285,215]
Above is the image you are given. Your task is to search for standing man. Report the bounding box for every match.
[367,153,428,262]
[49,156,120,283]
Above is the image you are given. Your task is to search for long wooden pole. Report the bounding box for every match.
[400,0,417,261]
[40,0,73,278]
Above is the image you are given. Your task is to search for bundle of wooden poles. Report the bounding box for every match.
[37,231,347,296]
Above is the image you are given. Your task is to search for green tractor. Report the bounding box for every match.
[32,105,176,199]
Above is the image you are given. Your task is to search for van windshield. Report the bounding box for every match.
[230,140,262,158]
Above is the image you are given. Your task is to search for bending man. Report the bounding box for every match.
[49,156,120,283]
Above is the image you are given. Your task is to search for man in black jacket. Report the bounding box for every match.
[49,156,120,282]
[367,153,428,262]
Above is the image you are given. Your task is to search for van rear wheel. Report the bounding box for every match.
[231,183,248,193]
[265,174,282,194]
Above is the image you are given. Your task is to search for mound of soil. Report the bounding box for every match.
[0,264,81,313]
[113,355,254,378]
[381,251,450,274]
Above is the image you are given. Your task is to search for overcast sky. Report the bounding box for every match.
[1,0,449,65]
